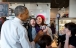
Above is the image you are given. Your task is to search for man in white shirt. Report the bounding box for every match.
[1,6,38,48]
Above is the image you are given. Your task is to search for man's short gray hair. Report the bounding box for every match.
[14,6,27,16]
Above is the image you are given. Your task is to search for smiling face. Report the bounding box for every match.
[15,6,29,21]
[20,9,29,21]
[36,16,43,25]
[30,19,36,27]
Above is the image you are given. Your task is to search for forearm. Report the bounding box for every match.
[58,42,61,48]
[64,37,69,48]
[34,33,41,43]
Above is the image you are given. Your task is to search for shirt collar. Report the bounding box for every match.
[14,17,23,24]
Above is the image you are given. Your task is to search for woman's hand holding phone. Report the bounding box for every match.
[40,25,48,35]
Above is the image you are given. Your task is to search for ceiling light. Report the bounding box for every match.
[40,10,43,12]
[47,4,49,6]
[9,3,12,6]
[32,14,34,15]
[36,4,38,6]
[15,3,17,5]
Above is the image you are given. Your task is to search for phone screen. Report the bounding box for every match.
[40,26,46,30]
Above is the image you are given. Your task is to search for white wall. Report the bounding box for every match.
[0,0,2,2]
[69,0,76,18]
[25,3,50,24]
[9,3,50,24]
[50,8,58,18]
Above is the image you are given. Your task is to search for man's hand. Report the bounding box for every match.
[38,30,44,36]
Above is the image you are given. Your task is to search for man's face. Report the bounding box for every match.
[30,19,36,27]
[21,9,29,21]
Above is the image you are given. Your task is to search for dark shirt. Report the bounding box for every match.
[35,25,41,33]
[50,27,55,34]
[69,36,76,47]
[59,34,66,48]
[27,25,38,42]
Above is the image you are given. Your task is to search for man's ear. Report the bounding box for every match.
[19,13,22,18]
[17,13,22,20]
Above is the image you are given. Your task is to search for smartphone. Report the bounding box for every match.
[40,26,46,30]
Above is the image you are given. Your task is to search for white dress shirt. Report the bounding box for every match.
[1,17,35,48]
